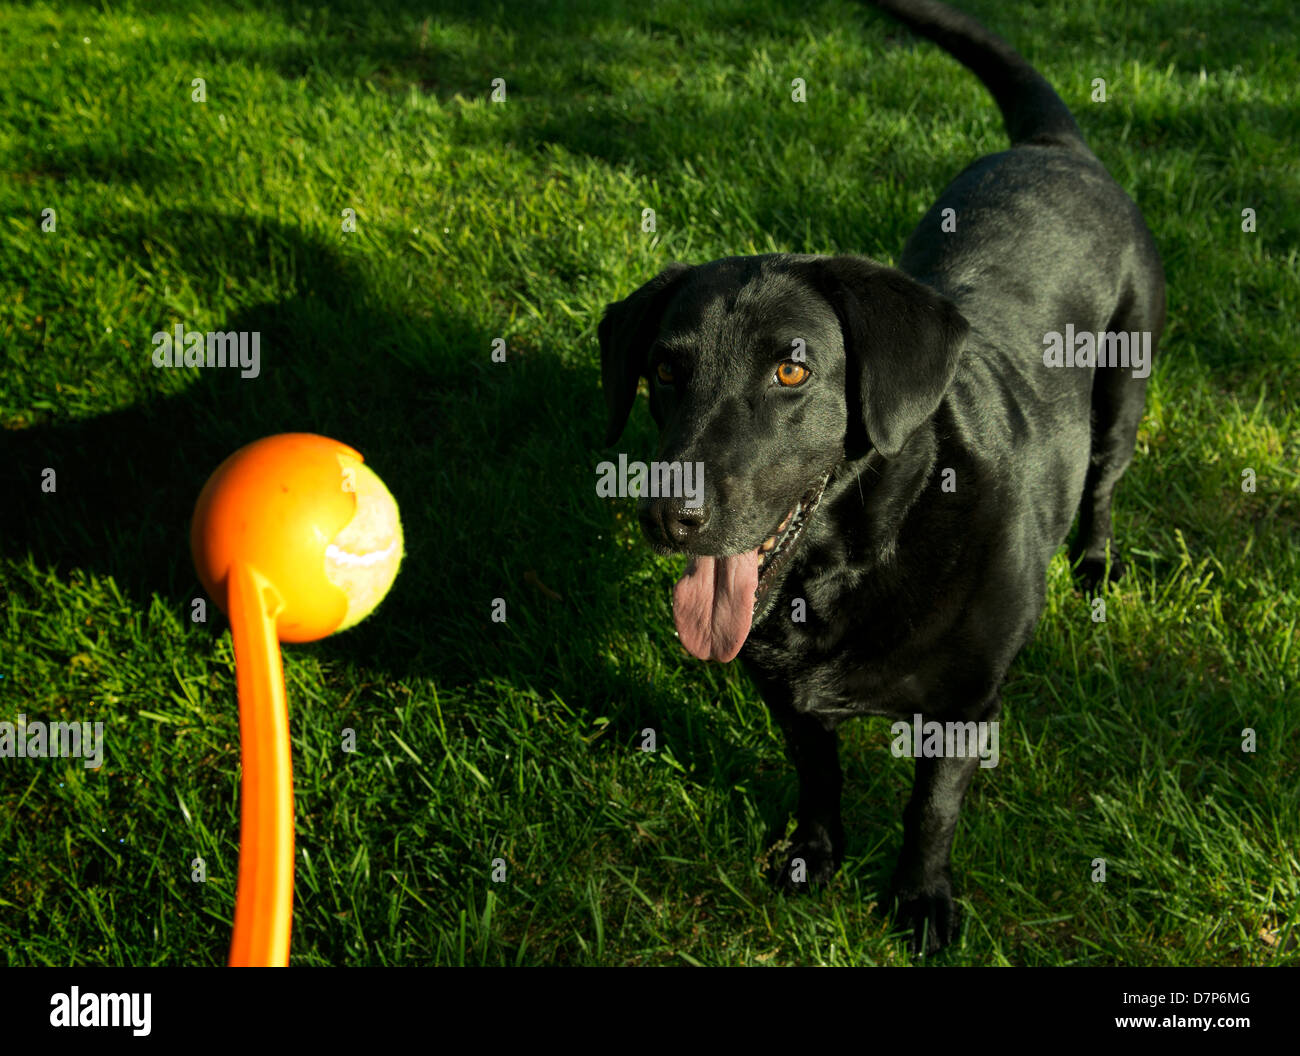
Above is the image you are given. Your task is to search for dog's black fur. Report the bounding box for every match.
[599,0,1164,952]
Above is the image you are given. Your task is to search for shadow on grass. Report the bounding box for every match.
[0,208,662,700]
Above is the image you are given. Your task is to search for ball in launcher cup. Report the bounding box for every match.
[191,433,403,640]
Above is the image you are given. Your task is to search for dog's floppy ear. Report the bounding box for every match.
[812,255,968,458]
[598,263,692,446]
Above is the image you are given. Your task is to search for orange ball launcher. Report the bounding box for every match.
[191,433,389,967]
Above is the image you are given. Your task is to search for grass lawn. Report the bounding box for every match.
[1,0,1296,966]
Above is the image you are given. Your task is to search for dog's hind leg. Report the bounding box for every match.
[1069,297,1159,591]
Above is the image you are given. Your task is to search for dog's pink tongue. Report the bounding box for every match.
[672,550,760,662]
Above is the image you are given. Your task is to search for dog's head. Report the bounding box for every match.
[599,253,968,660]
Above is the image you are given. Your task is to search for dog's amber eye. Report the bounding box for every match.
[776,361,809,387]
[656,362,674,384]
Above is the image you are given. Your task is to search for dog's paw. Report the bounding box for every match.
[769,825,842,893]
[890,871,958,955]
[1073,552,1126,593]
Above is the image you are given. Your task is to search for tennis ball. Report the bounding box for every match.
[324,456,404,631]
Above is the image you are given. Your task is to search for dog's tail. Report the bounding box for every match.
[865,0,1090,152]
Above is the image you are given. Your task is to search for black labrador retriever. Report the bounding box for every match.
[598,0,1164,953]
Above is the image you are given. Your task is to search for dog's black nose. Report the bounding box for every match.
[639,497,711,547]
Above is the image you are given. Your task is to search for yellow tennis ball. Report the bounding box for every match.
[324,457,404,631]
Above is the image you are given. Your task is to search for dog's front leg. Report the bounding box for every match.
[767,701,845,891]
[891,696,1000,954]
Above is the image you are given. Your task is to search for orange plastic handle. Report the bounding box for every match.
[226,561,294,967]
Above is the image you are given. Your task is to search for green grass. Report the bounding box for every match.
[1,0,1297,966]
